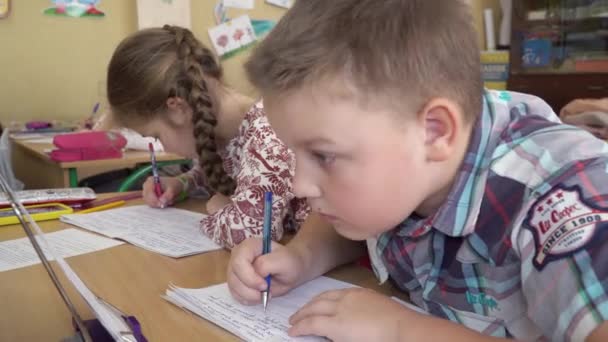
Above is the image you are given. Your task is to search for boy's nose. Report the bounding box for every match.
[292,162,321,199]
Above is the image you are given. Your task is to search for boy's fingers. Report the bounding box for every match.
[289,298,337,325]
[232,252,268,291]
[288,315,334,338]
[315,289,346,301]
[227,269,263,305]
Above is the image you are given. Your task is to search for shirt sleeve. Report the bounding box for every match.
[518,157,608,341]
[199,122,299,249]
[180,163,206,191]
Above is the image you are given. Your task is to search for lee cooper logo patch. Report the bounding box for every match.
[525,186,608,270]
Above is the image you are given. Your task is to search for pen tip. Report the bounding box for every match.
[262,291,268,312]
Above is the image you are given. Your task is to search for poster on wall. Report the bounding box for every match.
[137,0,191,29]
[208,15,257,60]
[44,0,105,18]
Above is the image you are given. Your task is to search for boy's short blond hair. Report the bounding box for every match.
[246,0,483,121]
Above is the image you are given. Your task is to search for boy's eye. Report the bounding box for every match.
[312,151,336,165]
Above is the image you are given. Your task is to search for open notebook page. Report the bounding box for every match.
[61,205,222,258]
[0,228,123,272]
[166,276,357,342]
[165,275,493,341]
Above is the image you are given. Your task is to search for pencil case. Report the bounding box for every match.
[0,188,97,208]
[0,203,74,226]
[50,131,127,162]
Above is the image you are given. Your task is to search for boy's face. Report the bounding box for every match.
[266,86,435,240]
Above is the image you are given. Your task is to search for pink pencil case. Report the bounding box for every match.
[50,131,127,162]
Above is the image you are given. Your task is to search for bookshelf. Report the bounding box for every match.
[507,0,608,111]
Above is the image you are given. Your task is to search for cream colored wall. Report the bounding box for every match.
[0,1,494,124]
[0,0,137,123]
[0,0,285,124]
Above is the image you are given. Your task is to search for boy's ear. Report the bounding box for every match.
[419,98,465,162]
[166,97,192,127]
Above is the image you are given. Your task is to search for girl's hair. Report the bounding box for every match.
[107,25,235,195]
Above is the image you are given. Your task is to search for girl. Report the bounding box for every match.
[106,25,309,248]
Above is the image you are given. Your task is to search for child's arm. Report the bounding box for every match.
[284,212,366,279]
[198,135,308,248]
[199,183,297,248]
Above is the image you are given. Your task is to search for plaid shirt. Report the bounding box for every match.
[369,90,608,341]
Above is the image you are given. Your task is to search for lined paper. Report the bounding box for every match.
[0,228,123,272]
[165,276,354,341]
[61,205,222,258]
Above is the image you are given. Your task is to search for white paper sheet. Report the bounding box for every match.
[265,0,292,8]
[224,0,254,9]
[25,137,55,144]
[166,276,493,341]
[61,205,222,258]
[165,276,354,341]
[0,228,123,272]
[136,0,191,29]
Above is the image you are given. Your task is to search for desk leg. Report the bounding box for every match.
[69,168,78,187]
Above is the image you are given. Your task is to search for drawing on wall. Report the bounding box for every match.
[208,15,257,60]
[137,0,191,30]
[44,0,105,18]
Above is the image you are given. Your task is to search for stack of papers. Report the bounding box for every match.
[61,205,222,258]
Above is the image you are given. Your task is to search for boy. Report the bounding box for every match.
[227,0,608,340]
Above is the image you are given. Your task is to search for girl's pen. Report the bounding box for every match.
[148,142,164,207]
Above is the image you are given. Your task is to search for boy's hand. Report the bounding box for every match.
[227,237,308,305]
[206,193,232,214]
[142,176,183,208]
[289,288,410,341]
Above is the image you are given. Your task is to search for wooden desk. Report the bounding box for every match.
[0,196,402,341]
[11,139,186,189]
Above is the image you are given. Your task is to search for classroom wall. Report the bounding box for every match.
[0,0,137,123]
[0,0,496,124]
[0,0,286,124]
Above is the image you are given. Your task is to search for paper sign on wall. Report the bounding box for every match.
[223,0,254,10]
[44,0,105,18]
[208,15,257,60]
[136,0,191,29]
[265,0,292,9]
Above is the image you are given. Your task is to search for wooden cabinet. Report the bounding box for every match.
[507,0,608,112]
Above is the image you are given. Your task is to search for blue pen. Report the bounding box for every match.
[261,191,273,312]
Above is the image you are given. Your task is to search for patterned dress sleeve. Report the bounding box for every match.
[179,163,208,194]
[199,104,301,249]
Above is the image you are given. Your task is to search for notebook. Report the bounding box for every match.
[165,276,351,341]
[165,276,430,341]
[61,205,222,258]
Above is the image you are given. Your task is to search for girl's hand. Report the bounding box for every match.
[142,176,183,208]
